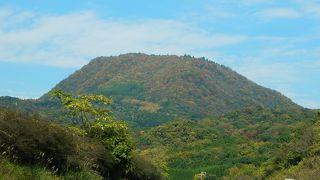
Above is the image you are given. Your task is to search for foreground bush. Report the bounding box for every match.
[0,108,114,176]
[127,153,164,180]
[0,107,164,179]
[0,108,78,173]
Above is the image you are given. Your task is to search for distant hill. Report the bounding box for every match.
[135,107,316,179]
[42,53,299,126]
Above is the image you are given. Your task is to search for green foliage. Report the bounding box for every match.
[98,83,145,97]
[221,110,320,179]
[0,107,114,179]
[147,118,200,146]
[87,120,133,164]
[49,90,133,165]
[49,90,112,126]
[0,106,164,179]
[49,90,164,179]
[223,164,257,180]
[1,54,315,179]
[135,107,316,179]
[43,53,300,127]
[0,108,76,173]
[0,156,59,180]
[127,153,164,180]
[69,130,114,178]
[0,156,102,180]
[136,147,169,178]
[270,156,320,180]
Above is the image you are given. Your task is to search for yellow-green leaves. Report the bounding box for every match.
[49,90,113,127]
[88,120,132,163]
[50,90,133,168]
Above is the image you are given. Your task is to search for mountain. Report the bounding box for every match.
[44,53,299,126]
[0,53,315,179]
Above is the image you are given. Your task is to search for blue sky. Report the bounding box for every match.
[0,0,319,108]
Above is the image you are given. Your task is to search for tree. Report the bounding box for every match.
[49,90,165,179]
[49,89,112,127]
[49,90,133,167]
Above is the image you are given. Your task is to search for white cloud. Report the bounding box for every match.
[1,7,319,108]
[235,60,301,85]
[0,9,247,67]
[240,0,273,5]
[256,7,301,19]
[223,46,320,109]
[296,0,320,18]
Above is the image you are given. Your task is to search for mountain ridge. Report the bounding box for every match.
[42,53,300,126]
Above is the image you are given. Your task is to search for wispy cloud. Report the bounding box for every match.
[225,45,320,109]
[296,0,320,18]
[254,1,320,20]
[0,8,247,68]
[1,6,319,108]
[240,0,273,6]
[256,7,301,19]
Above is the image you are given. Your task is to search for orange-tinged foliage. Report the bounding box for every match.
[44,53,300,127]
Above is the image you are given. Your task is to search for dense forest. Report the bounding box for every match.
[135,108,319,179]
[0,54,319,179]
[44,53,299,127]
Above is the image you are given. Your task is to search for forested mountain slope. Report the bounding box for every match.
[43,53,299,126]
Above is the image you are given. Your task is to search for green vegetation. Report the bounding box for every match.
[0,107,105,179]
[0,156,101,180]
[221,111,320,179]
[49,90,134,168]
[49,90,165,179]
[42,53,299,127]
[135,107,316,179]
[0,54,318,179]
[0,91,165,180]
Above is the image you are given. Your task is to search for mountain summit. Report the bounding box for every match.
[49,53,299,126]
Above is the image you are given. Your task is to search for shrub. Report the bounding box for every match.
[0,108,77,173]
[127,153,163,180]
[71,131,114,178]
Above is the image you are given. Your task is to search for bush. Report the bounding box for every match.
[0,108,77,173]
[72,133,114,178]
[127,153,163,180]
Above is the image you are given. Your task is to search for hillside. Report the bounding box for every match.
[44,53,299,126]
[135,107,316,179]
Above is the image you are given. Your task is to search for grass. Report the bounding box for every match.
[169,165,230,180]
[0,157,102,180]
